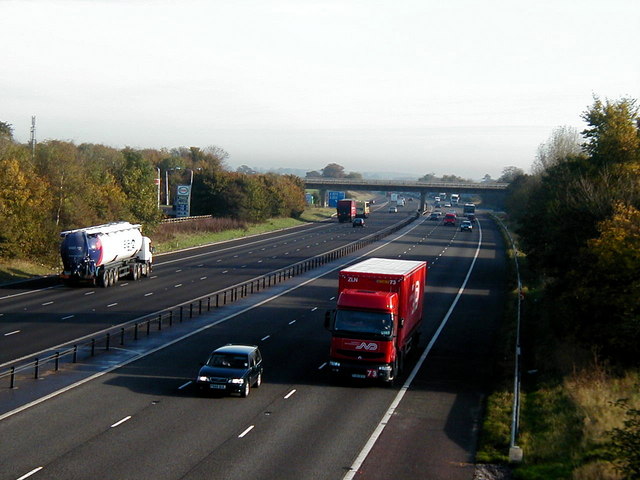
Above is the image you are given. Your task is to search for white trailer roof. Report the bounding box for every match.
[342,257,425,275]
[60,221,141,237]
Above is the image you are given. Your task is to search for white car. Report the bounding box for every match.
[389,206,398,213]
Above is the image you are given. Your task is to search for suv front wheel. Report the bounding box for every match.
[241,381,251,398]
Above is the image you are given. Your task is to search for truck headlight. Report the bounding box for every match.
[228,378,244,384]
[329,361,341,367]
[379,365,392,372]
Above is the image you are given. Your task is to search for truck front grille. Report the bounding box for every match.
[337,349,385,360]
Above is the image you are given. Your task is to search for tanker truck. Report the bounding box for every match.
[60,221,153,287]
[324,257,426,383]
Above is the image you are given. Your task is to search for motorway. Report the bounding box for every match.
[0,204,409,365]
[0,207,507,480]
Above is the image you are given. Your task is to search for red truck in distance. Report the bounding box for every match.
[325,258,427,382]
[336,199,357,223]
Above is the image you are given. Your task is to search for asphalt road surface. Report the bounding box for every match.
[0,211,507,480]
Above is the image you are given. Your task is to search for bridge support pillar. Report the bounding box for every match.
[419,191,426,213]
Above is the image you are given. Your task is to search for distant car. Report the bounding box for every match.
[460,220,473,231]
[467,213,476,222]
[389,206,398,213]
[428,212,440,221]
[444,203,452,208]
[353,217,365,227]
[196,344,263,397]
[443,213,457,226]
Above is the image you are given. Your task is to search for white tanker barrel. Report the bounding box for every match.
[60,222,148,284]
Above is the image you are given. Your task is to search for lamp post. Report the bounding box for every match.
[156,167,161,208]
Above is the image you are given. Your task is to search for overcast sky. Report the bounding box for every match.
[2,0,638,179]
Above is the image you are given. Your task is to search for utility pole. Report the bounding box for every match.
[30,115,36,161]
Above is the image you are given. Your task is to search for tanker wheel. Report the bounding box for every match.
[131,265,138,281]
[98,271,107,288]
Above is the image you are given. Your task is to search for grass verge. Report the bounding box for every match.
[477,213,639,480]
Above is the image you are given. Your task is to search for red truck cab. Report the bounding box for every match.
[325,258,426,382]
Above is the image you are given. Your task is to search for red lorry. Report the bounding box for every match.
[336,199,357,223]
[325,258,427,382]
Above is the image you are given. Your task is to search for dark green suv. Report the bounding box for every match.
[196,344,263,397]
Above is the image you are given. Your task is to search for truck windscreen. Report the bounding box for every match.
[334,310,393,337]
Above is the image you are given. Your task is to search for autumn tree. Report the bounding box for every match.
[0,141,55,259]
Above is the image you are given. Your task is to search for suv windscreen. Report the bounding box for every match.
[207,353,249,369]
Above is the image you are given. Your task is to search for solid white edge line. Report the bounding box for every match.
[110,416,132,428]
[284,389,296,399]
[0,216,428,423]
[178,381,192,390]
[238,425,254,438]
[342,221,484,480]
[16,466,43,480]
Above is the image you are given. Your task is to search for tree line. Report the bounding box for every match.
[0,125,306,263]
[503,96,639,365]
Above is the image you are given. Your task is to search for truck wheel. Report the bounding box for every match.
[98,271,107,288]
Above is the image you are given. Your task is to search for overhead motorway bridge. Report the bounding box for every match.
[303,177,509,210]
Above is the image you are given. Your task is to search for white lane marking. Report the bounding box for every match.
[342,220,484,480]
[84,291,95,296]
[175,269,182,272]
[0,284,58,301]
[222,270,228,274]
[318,362,327,370]
[238,425,254,438]
[62,315,74,320]
[261,335,270,341]
[284,389,296,399]
[174,284,182,288]
[16,467,43,480]
[107,303,118,308]
[144,292,154,297]
[197,264,203,267]
[41,301,53,306]
[179,381,192,390]
[200,277,207,280]
[4,330,20,336]
[216,259,222,262]
[288,320,296,325]
[120,283,129,286]
[110,416,131,428]
[311,307,317,312]
[0,217,428,422]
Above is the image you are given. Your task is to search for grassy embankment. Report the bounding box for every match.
[0,206,337,285]
[476,214,639,480]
